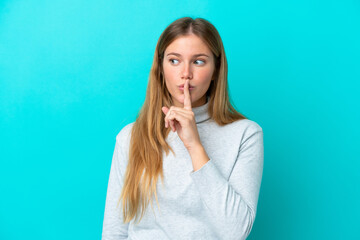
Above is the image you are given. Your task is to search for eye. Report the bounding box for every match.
[194,59,205,65]
[169,59,179,65]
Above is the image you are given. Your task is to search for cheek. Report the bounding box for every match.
[163,68,177,93]
[196,68,214,82]
[163,66,178,85]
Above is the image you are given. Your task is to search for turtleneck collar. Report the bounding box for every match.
[192,97,211,124]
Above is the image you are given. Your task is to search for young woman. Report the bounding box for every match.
[102,17,264,240]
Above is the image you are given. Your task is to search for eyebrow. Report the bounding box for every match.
[166,52,210,58]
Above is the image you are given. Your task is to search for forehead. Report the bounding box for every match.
[165,34,212,55]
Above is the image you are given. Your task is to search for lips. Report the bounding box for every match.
[178,84,194,88]
[178,85,194,91]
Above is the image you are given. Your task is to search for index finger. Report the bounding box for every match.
[183,79,192,110]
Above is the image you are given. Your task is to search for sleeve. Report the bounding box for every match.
[189,126,264,240]
[102,137,129,240]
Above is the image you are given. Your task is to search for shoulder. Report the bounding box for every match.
[225,118,263,135]
[115,122,135,142]
[239,118,263,133]
[205,118,263,148]
[114,122,135,155]
[112,122,135,172]
[220,118,263,146]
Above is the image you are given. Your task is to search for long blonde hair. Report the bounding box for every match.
[118,17,247,224]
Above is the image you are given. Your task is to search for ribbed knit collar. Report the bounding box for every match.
[193,97,211,124]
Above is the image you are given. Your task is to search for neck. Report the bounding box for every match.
[191,95,207,108]
[192,97,211,124]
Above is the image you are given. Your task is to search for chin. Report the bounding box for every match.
[182,95,195,102]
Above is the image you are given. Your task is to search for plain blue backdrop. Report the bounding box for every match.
[1,0,359,239]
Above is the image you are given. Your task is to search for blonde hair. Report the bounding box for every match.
[118,17,247,224]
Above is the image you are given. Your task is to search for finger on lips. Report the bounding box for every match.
[184,80,192,110]
[162,79,192,131]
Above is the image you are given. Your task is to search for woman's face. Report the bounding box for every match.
[162,34,216,108]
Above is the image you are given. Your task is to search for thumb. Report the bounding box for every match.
[162,106,169,115]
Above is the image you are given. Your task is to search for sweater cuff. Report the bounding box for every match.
[189,160,227,197]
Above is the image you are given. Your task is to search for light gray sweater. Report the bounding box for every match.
[102,100,264,240]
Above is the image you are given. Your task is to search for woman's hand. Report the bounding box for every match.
[161,80,201,151]
[162,79,210,171]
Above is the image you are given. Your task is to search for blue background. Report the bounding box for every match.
[1,0,359,239]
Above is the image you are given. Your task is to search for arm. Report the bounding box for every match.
[189,127,264,240]
[102,137,129,240]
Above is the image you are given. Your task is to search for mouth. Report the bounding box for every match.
[178,84,195,91]
[178,84,194,88]
[178,86,194,91]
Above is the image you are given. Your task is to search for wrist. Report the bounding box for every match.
[187,142,204,156]
[187,143,210,172]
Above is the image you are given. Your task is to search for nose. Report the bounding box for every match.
[181,62,193,80]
